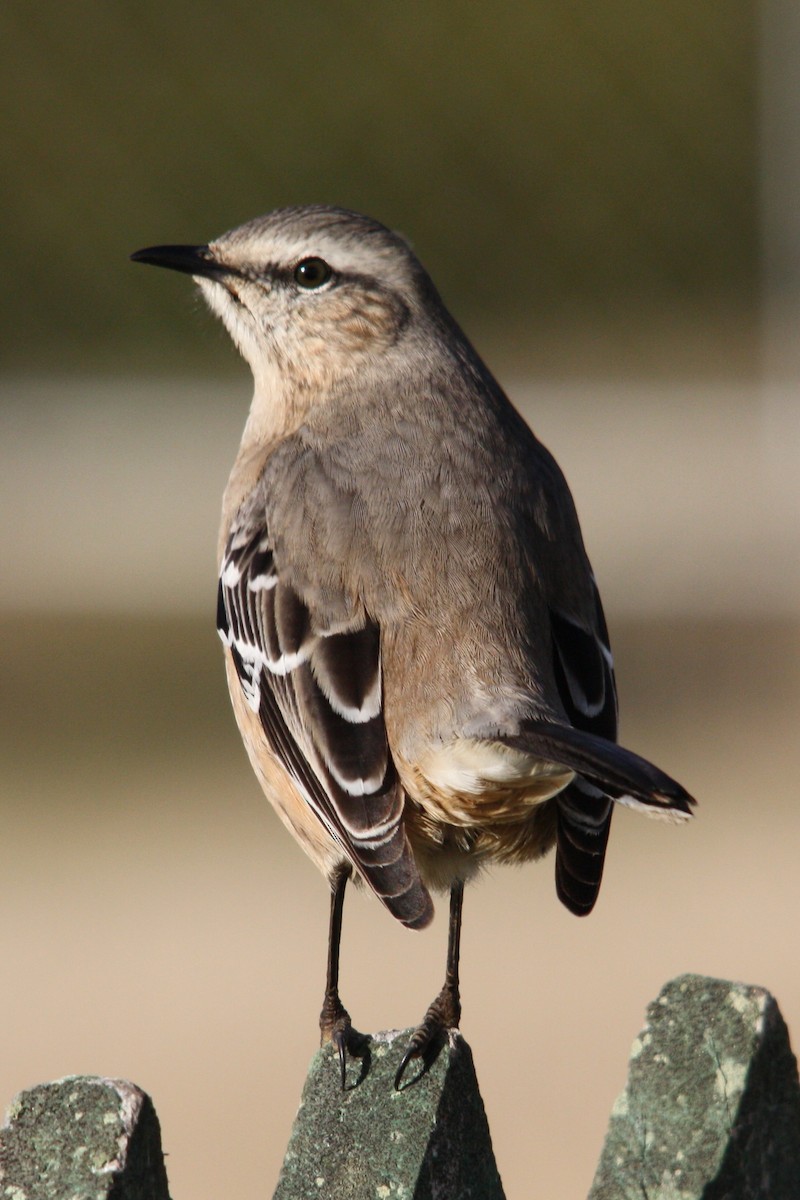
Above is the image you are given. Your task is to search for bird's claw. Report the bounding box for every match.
[394,984,461,1090]
[320,995,368,1089]
[330,1019,369,1089]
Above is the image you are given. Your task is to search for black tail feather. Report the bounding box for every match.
[510,719,695,816]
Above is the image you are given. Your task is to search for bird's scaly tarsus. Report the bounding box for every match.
[394,879,464,1089]
[319,865,368,1088]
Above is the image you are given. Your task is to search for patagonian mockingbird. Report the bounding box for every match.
[132,206,694,1088]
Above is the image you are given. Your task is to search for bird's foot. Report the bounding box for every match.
[319,992,369,1089]
[394,981,461,1090]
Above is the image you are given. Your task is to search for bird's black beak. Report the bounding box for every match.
[130,243,234,281]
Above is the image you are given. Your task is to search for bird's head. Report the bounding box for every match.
[132,206,441,391]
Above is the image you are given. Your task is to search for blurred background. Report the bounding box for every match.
[1,3,798,1197]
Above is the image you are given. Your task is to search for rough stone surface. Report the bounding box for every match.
[273,1028,506,1199]
[0,1076,171,1200]
[588,974,800,1199]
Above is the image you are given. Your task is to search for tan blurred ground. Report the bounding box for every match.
[1,612,797,1198]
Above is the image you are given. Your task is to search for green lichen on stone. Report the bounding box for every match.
[0,1077,171,1200]
[273,1029,505,1199]
[589,974,800,1200]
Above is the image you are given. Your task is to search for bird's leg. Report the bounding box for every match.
[319,864,367,1087]
[395,879,464,1089]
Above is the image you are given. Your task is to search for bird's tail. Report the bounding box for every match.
[554,777,614,916]
[507,719,696,821]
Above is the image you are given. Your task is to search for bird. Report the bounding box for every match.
[131,206,695,1088]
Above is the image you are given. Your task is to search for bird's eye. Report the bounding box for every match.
[293,257,333,289]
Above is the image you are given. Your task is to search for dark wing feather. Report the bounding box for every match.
[549,577,618,916]
[512,575,693,916]
[545,580,693,813]
[217,518,432,930]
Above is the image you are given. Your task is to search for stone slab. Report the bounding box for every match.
[0,1076,171,1200]
[274,1029,505,1199]
[589,974,800,1199]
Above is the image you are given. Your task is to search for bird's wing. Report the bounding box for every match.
[546,576,690,912]
[547,576,618,915]
[545,573,695,819]
[509,572,694,915]
[505,439,694,913]
[217,515,433,930]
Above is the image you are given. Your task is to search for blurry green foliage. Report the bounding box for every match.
[1,2,755,372]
